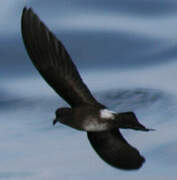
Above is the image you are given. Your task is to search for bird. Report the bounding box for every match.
[21,7,153,170]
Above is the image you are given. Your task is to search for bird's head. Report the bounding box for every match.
[53,107,72,126]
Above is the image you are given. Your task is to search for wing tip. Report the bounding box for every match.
[21,7,33,30]
[22,6,36,24]
[87,131,146,170]
[23,6,33,13]
[120,154,145,170]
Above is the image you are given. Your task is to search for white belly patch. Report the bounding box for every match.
[84,120,108,131]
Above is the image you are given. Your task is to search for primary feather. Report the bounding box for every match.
[21,7,100,108]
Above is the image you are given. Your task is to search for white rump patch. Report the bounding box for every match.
[100,109,115,119]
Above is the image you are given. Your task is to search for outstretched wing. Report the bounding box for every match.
[21,7,100,107]
[87,130,145,170]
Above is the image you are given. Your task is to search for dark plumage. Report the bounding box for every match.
[21,7,153,170]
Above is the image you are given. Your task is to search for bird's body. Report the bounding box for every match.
[54,106,112,131]
[54,106,150,132]
[21,7,153,170]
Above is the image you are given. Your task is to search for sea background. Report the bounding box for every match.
[1,0,177,179]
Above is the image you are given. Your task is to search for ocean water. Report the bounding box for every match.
[1,0,177,179]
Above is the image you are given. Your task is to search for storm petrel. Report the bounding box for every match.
[21,7,153,170]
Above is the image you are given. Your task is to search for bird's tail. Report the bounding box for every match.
[114,112,154,131]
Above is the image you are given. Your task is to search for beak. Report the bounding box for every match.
[53,118,58,126]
